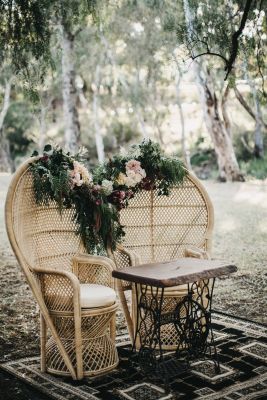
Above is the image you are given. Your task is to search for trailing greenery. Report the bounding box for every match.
[30,140,187,254]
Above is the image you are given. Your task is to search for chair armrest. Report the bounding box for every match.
[72,254,116,289]
[112,244,141,267]
[107,245,141,291]
[184,246,210,260]
[33,268,80,312]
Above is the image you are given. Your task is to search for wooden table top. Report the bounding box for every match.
[112,258,237,287]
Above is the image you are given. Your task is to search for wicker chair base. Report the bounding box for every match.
[46,333,119,377]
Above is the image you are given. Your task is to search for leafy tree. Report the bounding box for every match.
[0,1,104,153]
[3,101,35,171]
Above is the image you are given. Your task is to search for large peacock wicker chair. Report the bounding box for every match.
[5,158,119,380]
[108,171,214,349]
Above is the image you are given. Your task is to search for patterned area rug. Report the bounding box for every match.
[1,312,267,400]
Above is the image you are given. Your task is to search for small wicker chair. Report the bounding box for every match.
[108,171,214,349]
[5,158,119,380]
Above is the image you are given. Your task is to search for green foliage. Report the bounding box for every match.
[70,183,122,254]
[94,139,187,196]
[233,131,254,162]
[190,150,216,167]
[240,157,267,180]
[159,156,186,195]
[30,144,74,207]
[0,0,103,77]
[2,0,265,179]
[159,0,266,90]
[102,122,140,154]
[3,102,35,161]
[233,129,267,165]
[0,0,53,68]
[30,141,187,254]
[110,122,140,145]
[236,131,267,165]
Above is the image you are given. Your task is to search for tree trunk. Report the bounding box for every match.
[221,83,231,138]
[198,70,244,181]
[61,24,80,152]
[135,69,148,139]
[254,95,264,158]
[100,31,148,139]
[93,65,105,163]
[0,79,12,172]
[154,114,164,145]
[38,95,52,152]
[175,63,191,169]
[243,57,264,158]
[183,0,243,181]
[136,107,148,139]
[38,104,46,151]
[251,84,264,158]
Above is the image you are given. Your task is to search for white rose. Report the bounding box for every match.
[126,169,136,179]
[134,173,142,183]
[139,168,146,178]
[101,179,113,195]
[125,176,137,187]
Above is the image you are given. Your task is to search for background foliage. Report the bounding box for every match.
[0,0,266,180]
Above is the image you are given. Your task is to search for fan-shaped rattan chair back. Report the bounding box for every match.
[6,158,83,278]
[120,172,214,264]
[109,171,214,346]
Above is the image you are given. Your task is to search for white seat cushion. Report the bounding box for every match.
[80,284,116,308]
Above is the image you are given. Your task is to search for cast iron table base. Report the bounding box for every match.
[132,279,219,384]
[112,258,237,385]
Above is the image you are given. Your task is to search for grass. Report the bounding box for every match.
[240,156,267,180]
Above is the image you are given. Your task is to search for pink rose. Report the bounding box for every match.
[125,159,142,173]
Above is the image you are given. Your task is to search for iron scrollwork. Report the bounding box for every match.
[132,278,220,381]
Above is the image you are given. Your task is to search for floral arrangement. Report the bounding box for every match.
[30,140,187,254]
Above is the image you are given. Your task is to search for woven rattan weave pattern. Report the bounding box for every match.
[5,158,119,380]
[109,173,214,349]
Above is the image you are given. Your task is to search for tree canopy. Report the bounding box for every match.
[0,0,266,180]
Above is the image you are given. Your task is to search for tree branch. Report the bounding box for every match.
[185,0,253,81]
[224,0,253,79]
[191,51,228,65]
[221,83,231,137]
[234,85,267,130]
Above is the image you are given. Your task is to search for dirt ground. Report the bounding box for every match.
[0,174,266,365]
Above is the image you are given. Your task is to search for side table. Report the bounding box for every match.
[112,257,237,383]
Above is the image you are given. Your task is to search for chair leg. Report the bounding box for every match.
[118,287,134,344]
[74,309,84,380]
[40,312,47,373]
[110,315,116,342]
